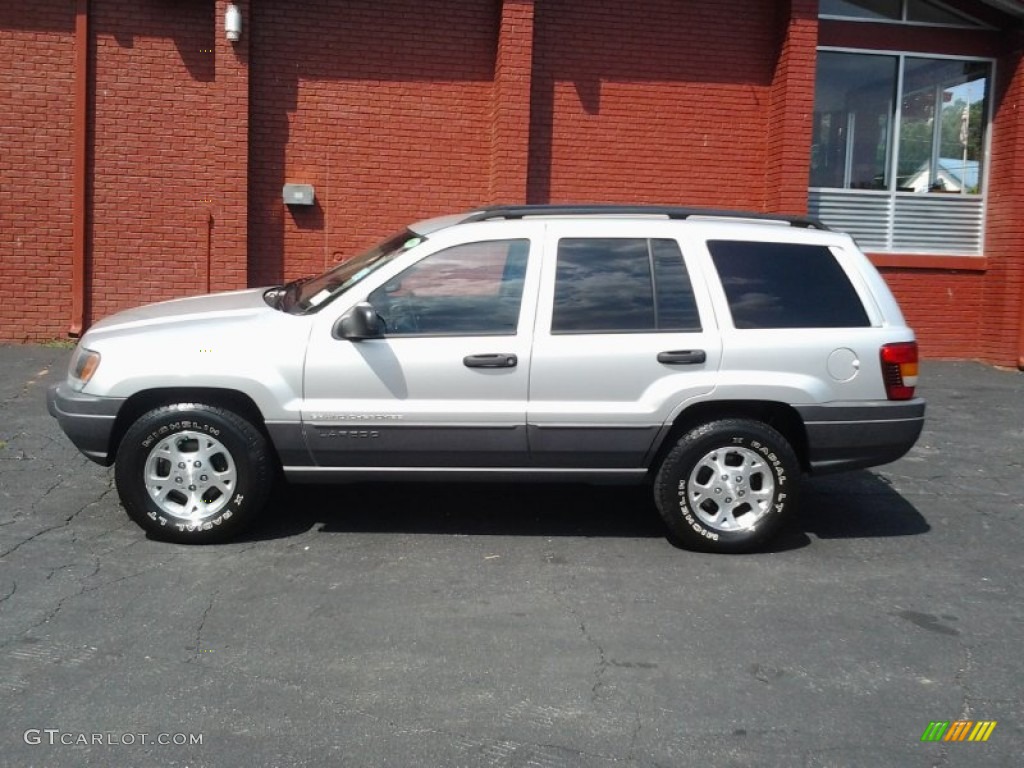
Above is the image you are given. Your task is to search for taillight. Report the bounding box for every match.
[880,342,918,400]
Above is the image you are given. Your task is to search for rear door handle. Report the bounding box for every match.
[464,353,518,369]
[657,349,707,365]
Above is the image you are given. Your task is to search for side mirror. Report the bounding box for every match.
[334,302,384,341]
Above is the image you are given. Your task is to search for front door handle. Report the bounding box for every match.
[464,353,518,369]
[657,349,707,365]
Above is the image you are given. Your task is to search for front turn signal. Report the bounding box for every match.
[69,347,101,392]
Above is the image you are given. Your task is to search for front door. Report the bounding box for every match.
[301,232,539,469]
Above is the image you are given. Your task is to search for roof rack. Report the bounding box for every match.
[460,204,830,230]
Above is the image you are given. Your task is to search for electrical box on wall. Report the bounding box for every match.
[283,184,315,206]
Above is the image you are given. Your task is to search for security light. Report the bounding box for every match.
[225,3,241,42]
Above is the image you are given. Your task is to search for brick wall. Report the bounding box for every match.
[765,0,818,215]
[88,0,248,325]
[0,3,75,341]
[211,0,250,294]
[247,0,497,286]
[490,0,535,204]
[2,0,1022,365]
[877,269,986,360]
[982,35,1024,366]
[820,15,1021,365]
[528,0,778,207]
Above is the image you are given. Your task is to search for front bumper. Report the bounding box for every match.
[795,398,926,475]
[47,383,125,466]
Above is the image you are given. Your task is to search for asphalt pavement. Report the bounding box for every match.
[0,344,1021,767]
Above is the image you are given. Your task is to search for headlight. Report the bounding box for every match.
[69,347,101,392]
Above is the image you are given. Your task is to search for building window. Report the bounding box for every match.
[809,50,991,254]
[819,0,986,28]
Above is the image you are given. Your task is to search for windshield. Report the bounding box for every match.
[281,230,425,314]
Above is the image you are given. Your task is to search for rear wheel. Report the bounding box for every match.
[653,419,799,553]
[114,404,272,543]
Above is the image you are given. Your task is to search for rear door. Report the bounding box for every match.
[527,220,722,470]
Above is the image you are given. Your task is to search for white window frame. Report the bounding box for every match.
[810,47,995,255]
[819,0,994,29]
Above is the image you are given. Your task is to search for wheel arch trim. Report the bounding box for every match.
[646,400,810,473]
[108,387,275,465]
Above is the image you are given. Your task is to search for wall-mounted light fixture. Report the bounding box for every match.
[283,184,315,206]
[225,3,241,42]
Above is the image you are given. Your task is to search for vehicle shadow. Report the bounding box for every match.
[241,468,928,549]
[246,481,666,541]
[798,470,930,539]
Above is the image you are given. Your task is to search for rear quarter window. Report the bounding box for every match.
[707,240,870,329]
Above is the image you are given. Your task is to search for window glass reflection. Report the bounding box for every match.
[819,0,901,20]
[812,52,898,190]
[812,52,988,195]
[897,58,988,193]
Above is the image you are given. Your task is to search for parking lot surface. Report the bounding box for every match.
[1,344,1021,767]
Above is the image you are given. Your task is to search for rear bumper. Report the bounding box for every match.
[795,399,925,475]
[47,383,125,466]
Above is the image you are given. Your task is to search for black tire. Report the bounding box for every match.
[114,403,273,543]
[653,418,799,553]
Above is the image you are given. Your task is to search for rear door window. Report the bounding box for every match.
[552,238,701,333]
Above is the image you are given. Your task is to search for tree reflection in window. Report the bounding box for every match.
[811,52,989,195]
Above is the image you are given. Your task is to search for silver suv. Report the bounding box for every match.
[48,205,924,552]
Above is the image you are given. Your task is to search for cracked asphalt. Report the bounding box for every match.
[1,344,1022,767]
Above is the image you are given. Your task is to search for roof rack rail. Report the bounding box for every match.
[460,204,830,230]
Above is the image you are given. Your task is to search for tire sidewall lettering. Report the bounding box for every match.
[749,438,787,486]
[147,509,234,530]
[140,421,222,449]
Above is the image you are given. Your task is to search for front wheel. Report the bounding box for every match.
[114,404,273,543]
[653,419,800,553]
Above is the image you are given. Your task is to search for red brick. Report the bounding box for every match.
[2,0,1023,365]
